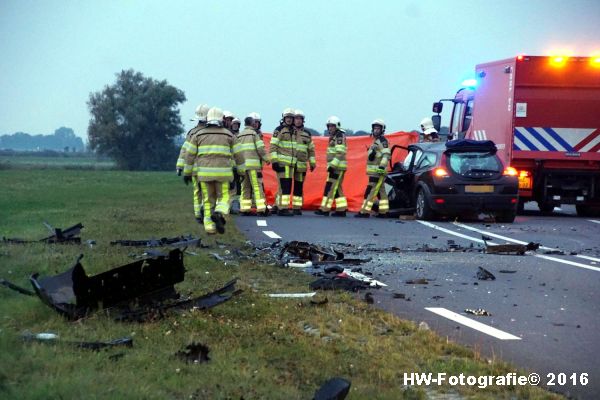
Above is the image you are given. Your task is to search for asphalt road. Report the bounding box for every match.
[236,204,600,399]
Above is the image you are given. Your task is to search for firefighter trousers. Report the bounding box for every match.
[240,170,266,213]
[319,170,347,212]
[292,170,306,210]
[360,175,388,214]
[276,165,295,209]
[200,181,230,234]
[192,176,203,219]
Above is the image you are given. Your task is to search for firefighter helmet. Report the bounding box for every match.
[294,109,305,119]
[326,116,341,128]
[232,117,240,124]
[247,112,261,121]
[282,108,295,117]
[420,117,437,135]
[223,110,234,119]
[206,107,224,125]
[191,104,209,121]
[371,119,386,133]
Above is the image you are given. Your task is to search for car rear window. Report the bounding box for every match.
[448,152,501,176]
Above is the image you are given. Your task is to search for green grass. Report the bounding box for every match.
[0,155,115,170]
[0,168,561,399]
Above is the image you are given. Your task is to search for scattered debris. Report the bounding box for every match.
[498,270,517,274]
[175,343,210,364]
[279,241,370,266]
[483,237,539,255]
[21,331,133,351]
[431,295,444,300]
[29,249,240,321]
[418,321,430,331]
[313,377,351,400]
[364,292,374,304]
[267,292,316,298]
[310,296,329,306]
[324,266,344,274]
[544,250,565,255]
[2,222,83,244]
[406,278,429,284]
[1,278,35,296]
[286,260,313,268]
[392,293,406,299]
[476,267,496,281]
[464,308,492,316]
[110,235,200,248]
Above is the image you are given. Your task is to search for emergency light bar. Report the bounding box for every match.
[461,79,477,88]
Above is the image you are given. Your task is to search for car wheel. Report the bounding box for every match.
[496,209,516,223]
[415,188,435,220]
[537,201,554,215]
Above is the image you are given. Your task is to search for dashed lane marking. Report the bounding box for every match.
[425,307,522,340]
[256,220,267,227]
[589,220,600,225]
[262,230,282,239]
[416,220,600,273]
[453,222,600,264]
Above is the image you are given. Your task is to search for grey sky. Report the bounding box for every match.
[1,0,599,140]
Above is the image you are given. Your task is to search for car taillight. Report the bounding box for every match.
[503,167,518,176]
[434,168,449,177]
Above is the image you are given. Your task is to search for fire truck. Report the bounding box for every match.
[431,55,600,216]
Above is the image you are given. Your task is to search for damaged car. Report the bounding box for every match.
[385,139,519,222]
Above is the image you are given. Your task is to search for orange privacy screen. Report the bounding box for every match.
[261,132,419,212]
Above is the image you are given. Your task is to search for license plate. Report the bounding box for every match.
[465,185,494,193]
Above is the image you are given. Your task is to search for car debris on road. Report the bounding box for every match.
[2,222,84,244]
[464,308,492,316]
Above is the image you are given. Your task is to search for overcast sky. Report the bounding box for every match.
[1,0,599,139]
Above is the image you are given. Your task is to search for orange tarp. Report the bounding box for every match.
[261,131,419,212]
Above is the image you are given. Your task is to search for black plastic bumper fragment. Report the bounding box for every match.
[110,235,200,247]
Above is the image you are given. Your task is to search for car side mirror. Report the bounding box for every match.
[432,102,443,113]
[431,115,441,132]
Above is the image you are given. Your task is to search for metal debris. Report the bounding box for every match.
[464,308,492,316]
[406,278,429,284]
[498,270,517,273]
[21,331,133,351]
[1,278,35,296]
[476,267,496,281]
[483,237,539,255]
[279,241,370,266]
[267,292,316,298]
[175,343,210,364]
[2,222,83,244]
[313,377,351,400]
[110,235,200,247]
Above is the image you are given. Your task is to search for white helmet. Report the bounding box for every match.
[371,119,386,131]
[232,117,240,125]
[206,107,224,125]
[191,104,209,122]
[282,107,295,117]
[247,112,261,121]
[223,110,234,119]
[294,109,305,119]
[326,116,341,128]
[420,117,437,135]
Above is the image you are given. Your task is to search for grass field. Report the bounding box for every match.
[0,167,561,399]
[0,154,115,169]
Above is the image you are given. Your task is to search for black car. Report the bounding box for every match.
[385,139,519,222]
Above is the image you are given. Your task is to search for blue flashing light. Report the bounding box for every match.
[461,78,477,88]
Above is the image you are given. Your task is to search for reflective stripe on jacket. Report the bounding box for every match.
[326,130,347,171]
[183,125,234,182]
[233,127,269,172]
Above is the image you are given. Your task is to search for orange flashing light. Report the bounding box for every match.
[503,166,518,176]
[434,168,448,177]
[550,56,568,67]
[517,55,524,61]
[591,57,600,67]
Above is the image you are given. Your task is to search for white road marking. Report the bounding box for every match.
[262,230,282,239]
[589,220,600,225]
[454,222,600,263]
[417,220,600,272]
[256,220,267,227]
[426,307,521,340]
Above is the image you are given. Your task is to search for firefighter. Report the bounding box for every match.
[233,114,270,216]
[270,107,297,216]
[223,111,235,131]
[183,107,235,235]
[420,117,440,142]
[315,116,348,216]
[292,109,316,215]
[355,119,391,218]
[231,117,241,135]
[177,103,209,223]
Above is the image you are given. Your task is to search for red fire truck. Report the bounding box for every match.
[431,55,600,216]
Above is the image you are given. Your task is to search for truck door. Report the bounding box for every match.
[450,99,474,139]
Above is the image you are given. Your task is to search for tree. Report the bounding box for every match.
[87,70,186,170]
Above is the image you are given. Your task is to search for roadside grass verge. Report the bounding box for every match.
[0,169,561,399]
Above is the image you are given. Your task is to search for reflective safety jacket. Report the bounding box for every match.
[366,136,391,176]
[269,124,296,166]
[183,125,235,182]
[233,127,269,172]
[294,127,316,172]
[326,130,347,171]
[176,122,205,170]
